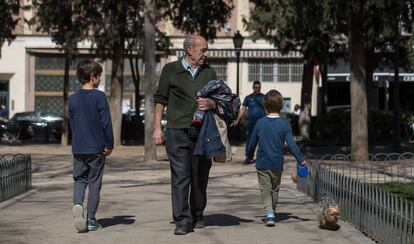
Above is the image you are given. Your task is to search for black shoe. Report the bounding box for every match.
[194,219,206,228]
[174,226,194,235]
[87,218,102,231]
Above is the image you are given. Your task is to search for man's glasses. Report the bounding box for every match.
[253,86,261,89]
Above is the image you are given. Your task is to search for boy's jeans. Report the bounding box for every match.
[73,153,105,219]
[256,168,283,213]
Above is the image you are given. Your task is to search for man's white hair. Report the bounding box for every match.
[183,36,198,50]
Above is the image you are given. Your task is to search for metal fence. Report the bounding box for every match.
[297,153,414,244]
[0,154,32,202]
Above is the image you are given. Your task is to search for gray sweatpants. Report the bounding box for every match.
[72,153,105,219]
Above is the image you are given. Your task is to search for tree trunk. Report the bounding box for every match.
[349,17,369,161]
[392,40,401,150]
[131,56,141,115]
[144,0,157,160]
[61,53,70,145]
[298,60,314,140]
[365,51,375,147]
[320,59,328,113]
[109,45,124,147]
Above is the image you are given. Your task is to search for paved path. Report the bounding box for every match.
[0,144,374,244]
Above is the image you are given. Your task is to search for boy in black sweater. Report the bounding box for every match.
[69,59,114,232]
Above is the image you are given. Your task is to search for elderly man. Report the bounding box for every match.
[153,35,217,235]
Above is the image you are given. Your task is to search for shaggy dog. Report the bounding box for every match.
[318,198,340,230]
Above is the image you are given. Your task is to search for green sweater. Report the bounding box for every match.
[154,60,217,129]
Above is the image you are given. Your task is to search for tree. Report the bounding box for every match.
[33,0,88,146]
[167,0,234,40]
[84,1,132,147]
[330,0,414,159]
[85,0,171,153]
[123,0,170,159]
[244,0,340,140]
[144,0,156,160]
[0,0,20,58]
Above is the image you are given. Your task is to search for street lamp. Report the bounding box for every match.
[233,30,244,95]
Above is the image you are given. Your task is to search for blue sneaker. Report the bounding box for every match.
[264,211,275,227]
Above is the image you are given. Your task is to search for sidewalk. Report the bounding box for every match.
[0,144,374,244]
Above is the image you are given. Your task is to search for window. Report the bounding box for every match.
[248,59,303,83]
[208,59,228,81]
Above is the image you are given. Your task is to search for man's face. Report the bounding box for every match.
[187,38,208,66]
[253,84,261,94]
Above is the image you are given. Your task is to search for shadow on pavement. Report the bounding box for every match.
[98,215,135,228]
[204,213,254,226]
[254,212,312,223]
[275,212,312,222]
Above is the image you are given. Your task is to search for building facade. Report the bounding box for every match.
[0,0,313,119]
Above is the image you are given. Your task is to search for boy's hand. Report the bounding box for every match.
[103,147,112,156]
[299,160,307,167]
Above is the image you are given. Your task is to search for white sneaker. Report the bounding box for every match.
[73,204,86,232]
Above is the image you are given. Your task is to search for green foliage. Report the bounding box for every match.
[76,0,170,58]
[33,0,92,54]
[329,0,414,71]
[0,0,20,58]
[244,0,338,63]
[375,182,414,202]
[167,0,234,41]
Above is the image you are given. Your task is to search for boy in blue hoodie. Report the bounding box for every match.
[247,89,306,226]
[69,59,114,232]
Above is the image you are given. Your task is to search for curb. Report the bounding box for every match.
[0,188,38,211]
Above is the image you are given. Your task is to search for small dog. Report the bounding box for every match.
[318,198,340,230]
[290,169,298,183]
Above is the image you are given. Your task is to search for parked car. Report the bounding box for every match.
[121,109,167,145]
[0,111,63,143]
[326,105,351,113]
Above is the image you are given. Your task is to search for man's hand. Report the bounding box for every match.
[103,147,112,156]
[300,160,307,167]
[197,97,216,111]
[153,129,165,145]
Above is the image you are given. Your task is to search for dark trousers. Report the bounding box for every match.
[73,153,106,219]
[245,119,258,156]
[165,128,212,228]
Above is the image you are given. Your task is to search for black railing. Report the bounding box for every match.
[0,154,32,202]
[298,153,414,244]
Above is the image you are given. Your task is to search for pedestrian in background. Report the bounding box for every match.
[231,81,265,164]
[69,59,114,232]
